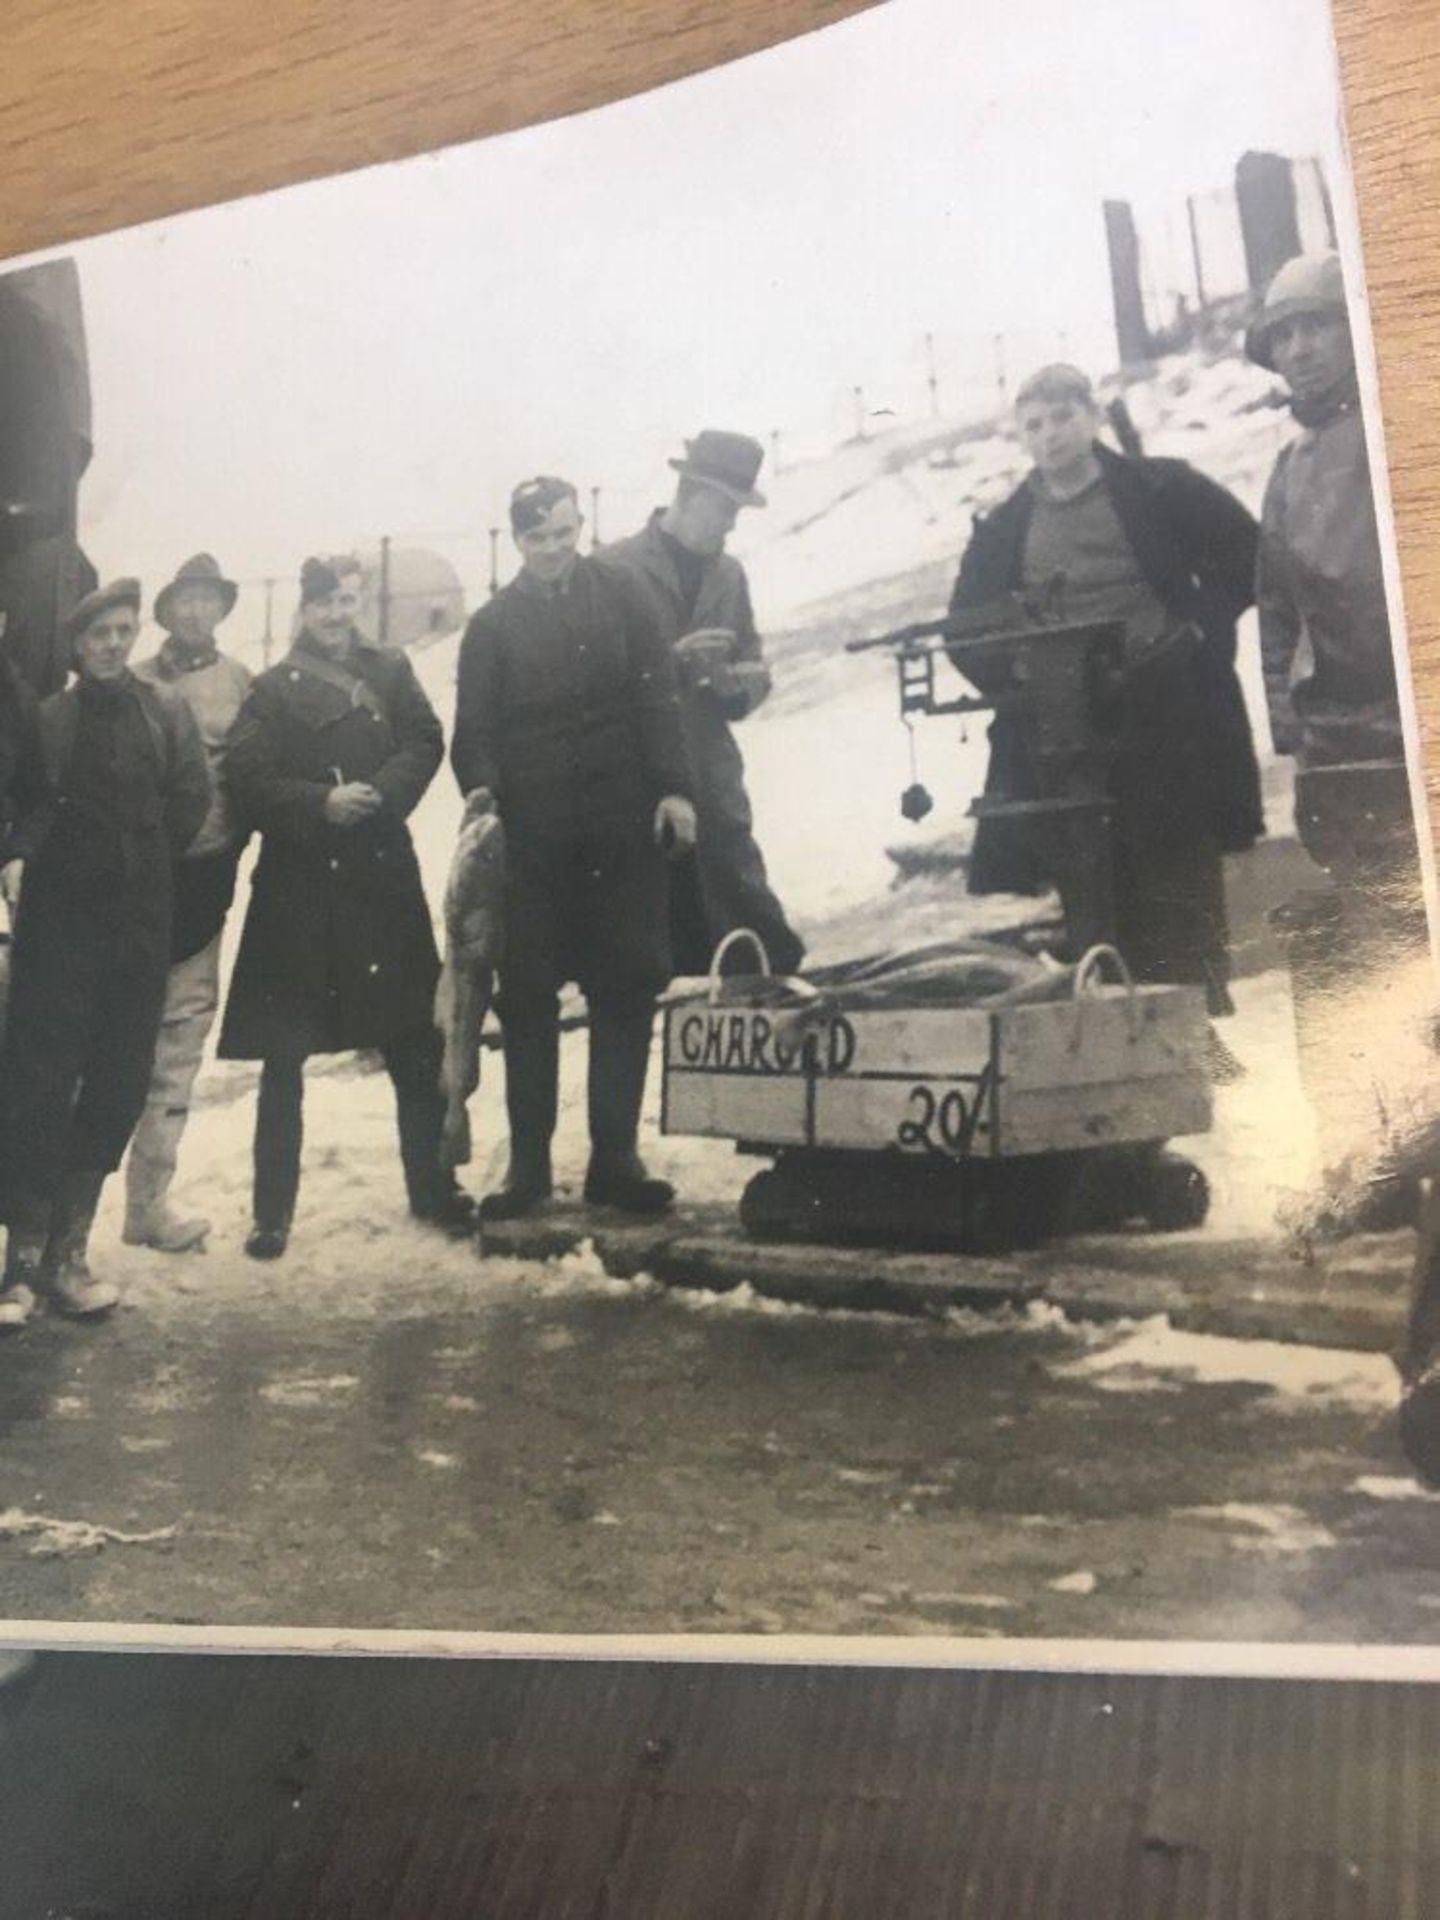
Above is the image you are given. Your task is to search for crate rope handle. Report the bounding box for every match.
[1070,942,1139,1046]
[707,927,773,1006]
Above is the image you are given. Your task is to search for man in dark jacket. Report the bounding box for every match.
[218,554,471,1258]
[948,364,1264,1047]
[453,476,696,1219]
[0,579,211,1327]
[1249,251,1430,1211]
[606,431,804,978]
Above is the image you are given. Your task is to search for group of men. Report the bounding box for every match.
[0,432,801,1327]
[0,247,1424,1330]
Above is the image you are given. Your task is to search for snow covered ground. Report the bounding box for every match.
[179,336,1343,1248]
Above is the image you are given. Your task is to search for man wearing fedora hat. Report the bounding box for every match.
[126,554,253,1252]
[0,579,210,1326]
[607,430,804,980]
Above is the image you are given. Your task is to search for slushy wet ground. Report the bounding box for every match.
[1,1112,1437,1644]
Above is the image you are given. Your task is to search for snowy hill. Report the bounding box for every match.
[406,339,1296,950]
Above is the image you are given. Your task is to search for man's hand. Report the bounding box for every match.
[324,782,383,827]
[654,795,698,859]
[674,628,736,689]
[0,859,21,913]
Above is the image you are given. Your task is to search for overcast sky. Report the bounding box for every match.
[6,0,1350,612]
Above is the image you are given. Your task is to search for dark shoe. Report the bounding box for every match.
[245,1222,290,1261]
[478,1176,553,1223]
[584,1154,675,1217]
[412,1186,478,1237]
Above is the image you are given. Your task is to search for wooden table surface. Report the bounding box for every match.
[2,4,1438,1913]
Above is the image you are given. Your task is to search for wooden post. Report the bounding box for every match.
[262,577,275,669]
[377,535,392,646]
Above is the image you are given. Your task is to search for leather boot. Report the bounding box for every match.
[584,999,674,1216]
[41,1170,119,1318]
[0,1192,48,1331]
[479,1007,557,1222]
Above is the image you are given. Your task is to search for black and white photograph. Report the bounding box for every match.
[2,0,1438,1656]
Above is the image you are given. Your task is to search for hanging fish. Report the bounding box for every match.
[435,789,506,1167]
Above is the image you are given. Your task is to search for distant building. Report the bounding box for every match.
[355,546,466,651]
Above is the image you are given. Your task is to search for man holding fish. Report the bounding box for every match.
[452,476,696,1221]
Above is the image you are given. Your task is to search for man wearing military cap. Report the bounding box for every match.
[606,430,804,980]
[125,554,253,1252]
[218,554,471,1257]
[0,578,210,1327]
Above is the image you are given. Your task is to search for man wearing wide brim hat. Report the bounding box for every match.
[605,429,804,980]
[1249,252,1428,1226]
[127,554,253,1252]
[0,577,210,1326]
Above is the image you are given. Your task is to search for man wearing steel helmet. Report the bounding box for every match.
[1249,251,1407,774]
[1250,250,1429,1219]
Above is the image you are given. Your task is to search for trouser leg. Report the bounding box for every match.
[254,1055,305,1230]
[499,996,560,1183]
[586,995,656,1167]
[125,934,222,1232]
[65,942,169,1176]
[381,1023,456,1213]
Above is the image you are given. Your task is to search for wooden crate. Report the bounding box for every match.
[661,983,1211,1161]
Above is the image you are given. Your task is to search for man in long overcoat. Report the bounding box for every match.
[126,553,253,1253]
[218,554,471,1258]
[452,476,696,1219]
[948,364,1263,1044]
[606,431,804,978]
[0,579,210,1327]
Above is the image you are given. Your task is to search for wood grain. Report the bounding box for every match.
[1332,0,1440,832]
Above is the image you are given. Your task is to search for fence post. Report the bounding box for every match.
[377,535,392,646]
[1103,198,1153,366]
[262,577,275,669]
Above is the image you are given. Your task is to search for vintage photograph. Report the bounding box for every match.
[2,0,1438,1650]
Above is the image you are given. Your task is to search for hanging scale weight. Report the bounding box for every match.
[900,714,933,822]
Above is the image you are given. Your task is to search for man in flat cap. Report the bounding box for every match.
[607,431,804,979]
[0,579,210,1327]
[1250,251,1430,1219]
[125,554,253,1252]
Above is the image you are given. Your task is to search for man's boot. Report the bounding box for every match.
[41,1170,120,1318]
[0,1192,49,1331]
[584,998,674,1216]
[479,1008,558,1223]
[389,1036,476,1237]
[124,1105,210,1253]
